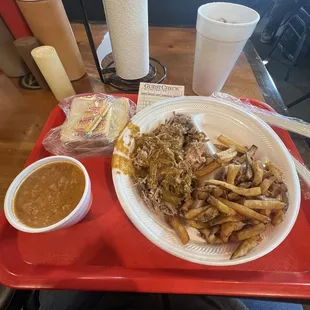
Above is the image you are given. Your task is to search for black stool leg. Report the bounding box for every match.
[266,22,291,59]
[284,33,307,81]
[287,92,310,108]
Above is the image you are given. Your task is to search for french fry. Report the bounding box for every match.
[239,182,252,188]
[260,177,276,194]
[184,206,209,219]
[252,159,264,186]
[220,221,245,242]
[197,191,210,200]
[245,153,253,180]
[245,219,260,225]
[219,199,270,223]
[195,161,221,177]
[227,164,241,185]
[208,237,223,244]
[200,228,210,239]
[166,216,189,244]
[207,195,236,216]
[216,147,237,163]
[206,180,261,197]
[180,199,194,213]
[265,162,282,181]
[271,210,285,226]
[185,219,210,229]
[281,191,289,206]
[234,154,246,164]
[268,182,287,198]
[247,145,258,158]
[214,143,229,151]
[217,135,247,153]
[243,200,285,210]
[209,214,244,226]
[234,223,266,241]
[230,235,261,259]
[211,186,225,198]
[192,199,204,209]
[260,209,271,217]
[227,192,242,201]
[196,206,219,222]
[200,226,222,244]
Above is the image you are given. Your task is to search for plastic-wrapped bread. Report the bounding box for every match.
[43,94,136,157]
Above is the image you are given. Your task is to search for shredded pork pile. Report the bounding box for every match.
[132,113,207,215]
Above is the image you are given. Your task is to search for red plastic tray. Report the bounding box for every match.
[1,94,310,298]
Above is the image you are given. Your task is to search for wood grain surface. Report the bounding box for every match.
[0,24,265,208]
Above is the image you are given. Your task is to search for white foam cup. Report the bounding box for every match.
[192,2,260,95]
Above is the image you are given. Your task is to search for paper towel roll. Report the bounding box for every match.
[14,37,49,90]
[103,0,149,80]
[17,0,85,81]
[0,17,28,77]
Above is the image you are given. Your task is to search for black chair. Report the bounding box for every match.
[0,285,34,310]
[266,5,310,81]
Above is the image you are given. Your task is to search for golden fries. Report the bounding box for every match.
[195,161,221,177]
[180,199,194,213]
[184,206,209,219]
[260,177,276,194]
[166,216,189,244]
[209,215,244,227]
[243,200,285,210]
[227,164,241,185]
[207,195,236,216]
[196,206,219,222]
[214,144,229,151]
[192,199,204,209]
[265,162,282,181]
[219,199,270,223]
[220,221,245,242]
[231,235,262,259]
[217,135,247,153]
[211,187,225,198]
[246,219,260,225]
[197,191,210,200]
[271,210,285,226]
[234,223,265,241]
[216,147,237,163]
[185,219,210,229]
[200,226,223,244]
[252,159,264,186]
[206,180,262,197]
[260,209,271,217]
[227,192,242,201]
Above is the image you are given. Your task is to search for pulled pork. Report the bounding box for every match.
[132,113,207,215]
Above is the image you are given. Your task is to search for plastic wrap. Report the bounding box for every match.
[212,92,310,138]
[43,93,136,157]
[211,92,310,199]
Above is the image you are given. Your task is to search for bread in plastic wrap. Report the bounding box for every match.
[43,93,136,157]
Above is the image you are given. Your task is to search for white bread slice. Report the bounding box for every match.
[105,97,130,141]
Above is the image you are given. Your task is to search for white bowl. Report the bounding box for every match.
[112,96,301,266]
[4,156,92,233]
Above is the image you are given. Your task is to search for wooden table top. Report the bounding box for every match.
[0,24,275,208]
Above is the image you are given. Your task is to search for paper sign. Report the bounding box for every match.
[137,82,185,112]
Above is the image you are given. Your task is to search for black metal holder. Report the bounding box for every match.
[78,0,167,92]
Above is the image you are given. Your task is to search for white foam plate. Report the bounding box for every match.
[112,96,300,266]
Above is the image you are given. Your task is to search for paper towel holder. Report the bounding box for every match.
[79,0,167,92]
